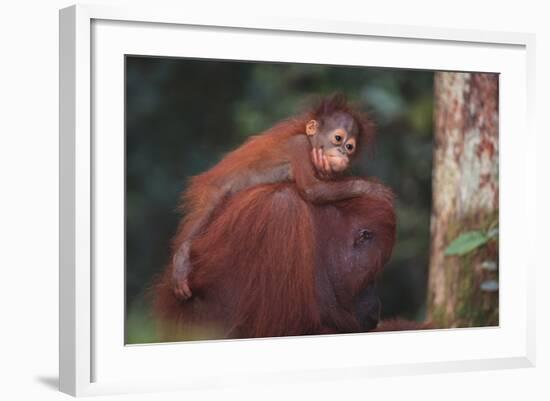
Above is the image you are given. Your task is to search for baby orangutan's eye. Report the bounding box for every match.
[334,135,342,142]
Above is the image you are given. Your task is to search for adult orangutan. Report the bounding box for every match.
[153,180,401,341]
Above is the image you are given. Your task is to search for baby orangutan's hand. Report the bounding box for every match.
[311,148,333,179]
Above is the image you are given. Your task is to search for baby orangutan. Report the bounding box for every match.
[171,94,389,300]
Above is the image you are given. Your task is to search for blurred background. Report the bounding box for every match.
[125,56,434,343]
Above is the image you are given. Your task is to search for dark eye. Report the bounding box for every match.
[355,229,374,246]
[346,143,354,152]
[334,135,342,142]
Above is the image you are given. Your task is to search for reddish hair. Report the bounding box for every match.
[308,92,376,152]
[153,182,397,340]
[154,184,319,339]
[176,93,374,219]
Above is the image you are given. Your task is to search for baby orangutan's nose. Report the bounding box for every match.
[339,146,351,156]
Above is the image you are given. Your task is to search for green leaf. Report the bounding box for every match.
[480,280,499,292]
[480,260,498,271]
[487,226,499,239]
[445,231,489,256]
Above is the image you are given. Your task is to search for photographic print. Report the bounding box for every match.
[124,56,498,343]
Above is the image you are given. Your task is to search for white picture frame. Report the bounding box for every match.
[59,3,536,397]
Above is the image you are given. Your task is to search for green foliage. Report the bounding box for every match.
[444,231,490,256]
[480,280,499,292]
[487,226,499,239]
[442,218,499,326]
[126,304,159,344]
[445,224,499,256]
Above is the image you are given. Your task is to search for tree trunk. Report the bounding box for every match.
[427,72,499,328]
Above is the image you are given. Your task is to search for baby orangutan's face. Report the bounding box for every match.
[306,112,358,174]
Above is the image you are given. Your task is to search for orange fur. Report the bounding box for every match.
[153,183,397,340]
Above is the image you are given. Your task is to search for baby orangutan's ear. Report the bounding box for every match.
[306,120,319,136]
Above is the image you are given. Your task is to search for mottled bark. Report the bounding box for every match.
[427,72,499,328]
